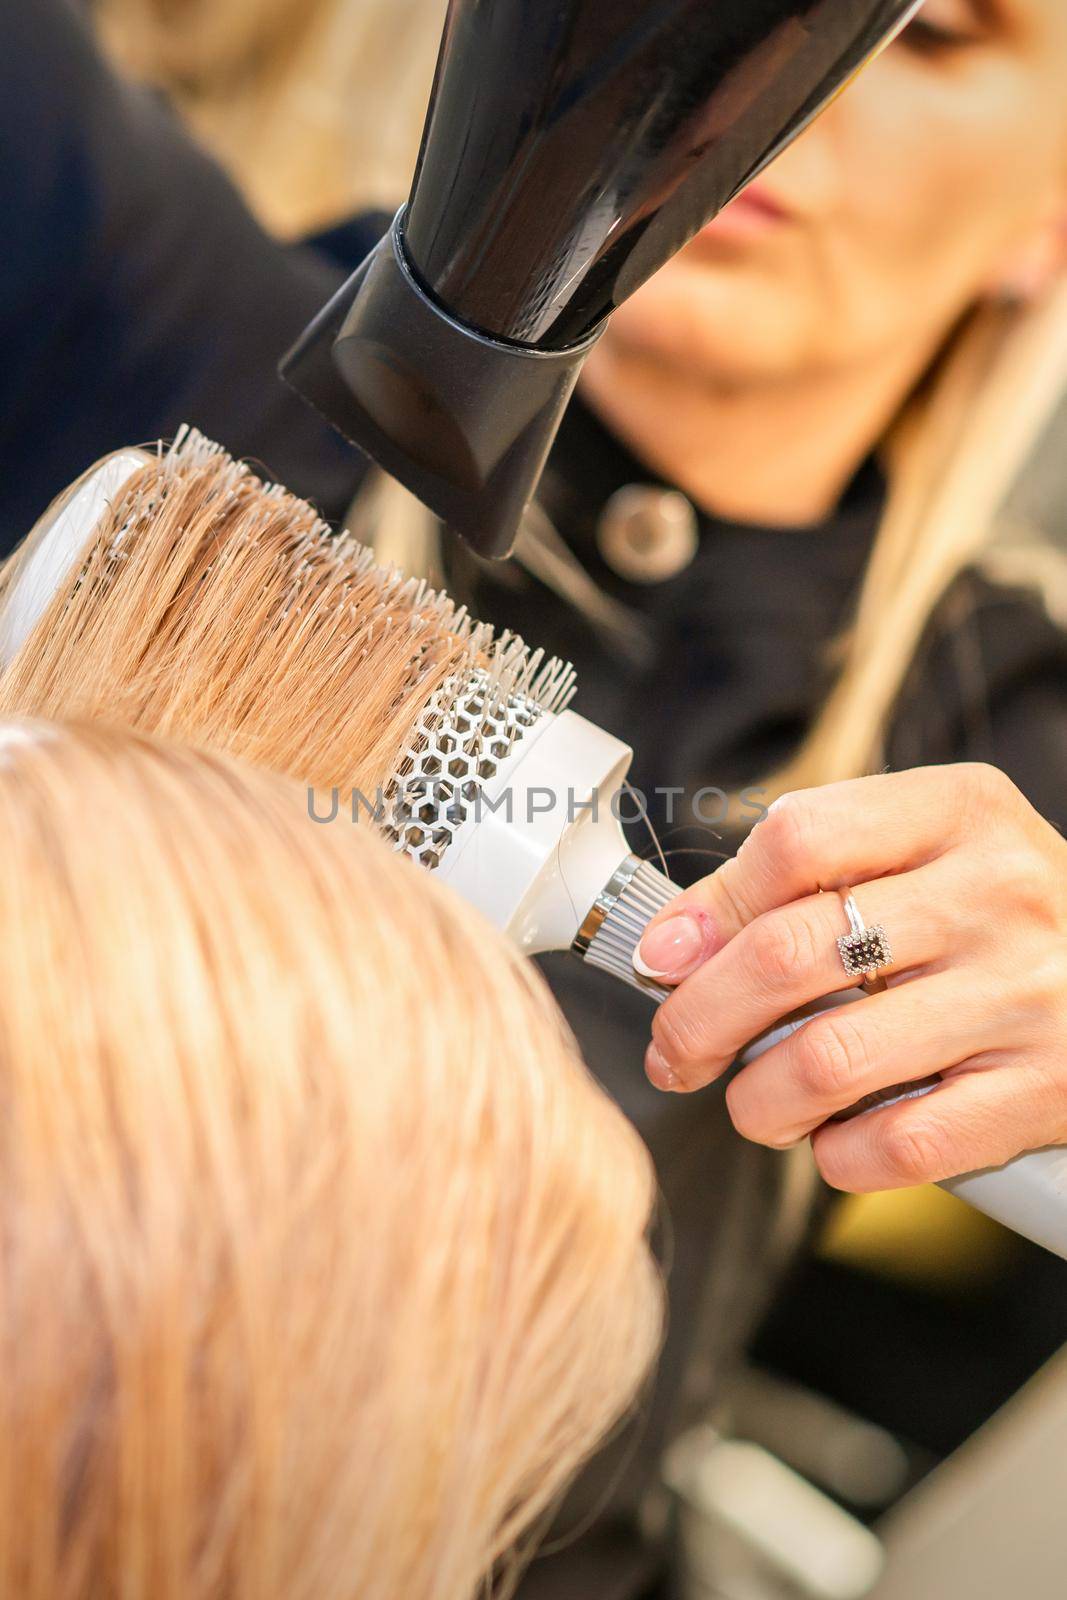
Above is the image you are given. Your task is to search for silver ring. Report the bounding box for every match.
[836,889,893,983]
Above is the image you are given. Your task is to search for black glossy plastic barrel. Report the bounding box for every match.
[405,0,921,348]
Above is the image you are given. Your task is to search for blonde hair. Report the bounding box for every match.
[0,717,660,1600]
[0,433,534,797]
[96,0,447,236]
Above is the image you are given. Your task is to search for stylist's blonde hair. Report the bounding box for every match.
[774,280,1067,793]
[0,719,660,1600]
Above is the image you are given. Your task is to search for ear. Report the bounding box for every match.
[985,205,1067,304]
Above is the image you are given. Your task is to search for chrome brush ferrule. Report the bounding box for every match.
[575,854,682,1003]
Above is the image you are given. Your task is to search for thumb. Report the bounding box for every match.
[631,790,828,985]
[632,860,755,985]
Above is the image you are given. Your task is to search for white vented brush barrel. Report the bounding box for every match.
[435,707,638,955]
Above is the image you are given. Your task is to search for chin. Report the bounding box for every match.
[607,255,811,384]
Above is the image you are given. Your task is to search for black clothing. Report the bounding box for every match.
[0,0,374,549]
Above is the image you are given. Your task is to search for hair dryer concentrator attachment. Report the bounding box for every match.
[282,0,924,557]
[281,213,602,560]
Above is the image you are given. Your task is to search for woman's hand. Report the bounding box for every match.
[634,765,1067,1192]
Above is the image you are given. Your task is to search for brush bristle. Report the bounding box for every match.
[15,427,577,860]
[86,428,578,726]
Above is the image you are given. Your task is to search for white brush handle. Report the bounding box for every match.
[436,708,636,956]
[942,1150,1067,1259]
[741,1005,1067,1261]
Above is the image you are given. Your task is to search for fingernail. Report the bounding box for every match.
[645,1044,680,1093]
[634,911,716,982]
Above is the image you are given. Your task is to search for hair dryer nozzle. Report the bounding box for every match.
[280,213,602,559]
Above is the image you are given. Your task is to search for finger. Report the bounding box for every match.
[634,765,1006,984]
[648,860,963,1092]
[811,1059,1067,1193]
[724,972,1019,1147]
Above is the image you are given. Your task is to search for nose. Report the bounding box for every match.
[763,114,843,216]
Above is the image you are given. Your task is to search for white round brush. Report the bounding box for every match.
[4,439,1065,1260]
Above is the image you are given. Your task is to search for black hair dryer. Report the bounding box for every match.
[282,0,922,558]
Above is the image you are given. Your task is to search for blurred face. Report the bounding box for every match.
[604,0,1067,385]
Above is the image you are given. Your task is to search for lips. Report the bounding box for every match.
[730,183,790,221]
[694,183,792,247]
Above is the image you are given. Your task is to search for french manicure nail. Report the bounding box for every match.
[645,1044,679,1092]
[634,911,716,982]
